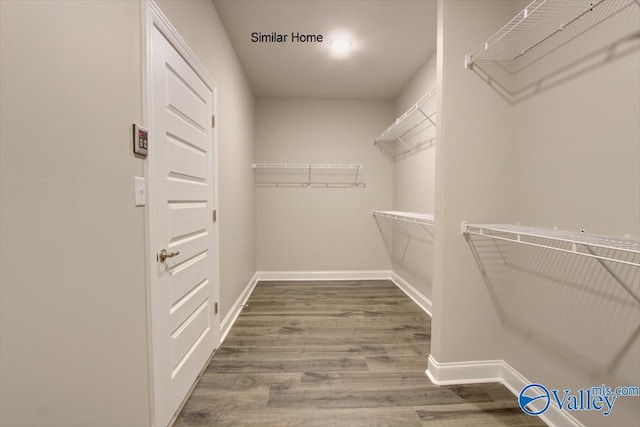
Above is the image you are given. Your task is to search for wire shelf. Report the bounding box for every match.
[253,163,362,170]
[466,0,605,65]
[252,163,365,188]
[373,210,435,227]
[374,88,437,160]
[465,0,639,102]
[462,222,640,268]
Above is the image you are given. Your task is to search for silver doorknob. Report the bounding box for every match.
[158,248,180,262]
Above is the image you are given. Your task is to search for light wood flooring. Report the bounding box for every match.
[173,280,545,426]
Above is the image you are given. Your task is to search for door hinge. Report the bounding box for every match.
[212,115,215,128]
[212,209,217,223]
[214,302,219,314]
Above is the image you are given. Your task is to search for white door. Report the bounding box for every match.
[149,24,218,427]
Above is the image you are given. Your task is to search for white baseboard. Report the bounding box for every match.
[254,270,434,318]
[500,362,583,427]
[389,272,433,316]
[255,270,392,281]
[426,354,502,385]
[426,355,583,427]
[219,272,258,344]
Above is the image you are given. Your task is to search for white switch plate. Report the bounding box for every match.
[134,176,146,207]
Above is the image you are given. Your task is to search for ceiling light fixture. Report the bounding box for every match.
[330,39,351,56]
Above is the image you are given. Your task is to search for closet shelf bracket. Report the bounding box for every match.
[462,222,640,304]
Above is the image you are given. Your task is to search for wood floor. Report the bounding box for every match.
[173,280,545,426]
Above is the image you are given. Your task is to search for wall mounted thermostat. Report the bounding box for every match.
[133,124,149,157]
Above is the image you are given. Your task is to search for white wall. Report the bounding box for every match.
[155,0,256,322]
[433,1,640,425]
[395,54,437,119]
[503,3,640,425]
[0,2,150,426]
[255,98,393,272]
[0,1,256,426]
[391,55,437,300]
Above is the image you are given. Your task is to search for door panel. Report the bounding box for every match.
[169,279,209,333]
[150,24,217,427]
[166,178,208,201]
[167,137,207,181]
[167,232,209,265]
[169,252,209,303]
[171,301,211,371]
[169,204,208,239]
[166,118,208,152]
[167,70,208,130]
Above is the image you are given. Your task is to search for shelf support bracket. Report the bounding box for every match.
[391,131,413,153]
[464,54,473,69]
[419,223,434,237]
[583,245,640,305]
[417,107,437,128]
[461,221,469,235]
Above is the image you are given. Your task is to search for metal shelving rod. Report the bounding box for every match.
[373,210,435,227]
[461,222,640,303]
[252,163,365,188]
[462,222,640,267]
[256,182,365,188]
[252,163,362,170]
[462,223,640,256]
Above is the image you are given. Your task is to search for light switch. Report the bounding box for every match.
[134,176,146,207]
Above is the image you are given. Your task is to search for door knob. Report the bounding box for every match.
[158,248,180,262]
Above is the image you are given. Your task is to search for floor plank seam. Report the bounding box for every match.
[173,280,544,427]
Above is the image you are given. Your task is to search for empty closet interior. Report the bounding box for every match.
[249,29,439,305]
[247,1,640,425]
[1,1,638,426]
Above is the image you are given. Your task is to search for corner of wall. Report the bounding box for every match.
[387,41,438,307]
[431,0,514,365]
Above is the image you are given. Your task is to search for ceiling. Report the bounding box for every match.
[213,0,437,99]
